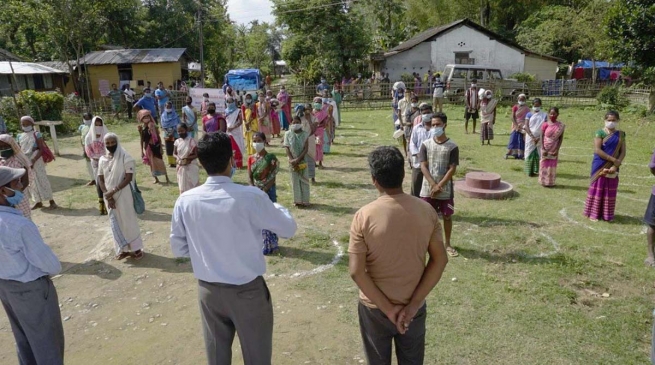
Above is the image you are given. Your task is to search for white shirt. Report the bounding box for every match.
[409,124,431,169]
[124,89,135,103]
[170,176,297,285]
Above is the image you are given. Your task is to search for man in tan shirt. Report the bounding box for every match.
[349,146,448,365]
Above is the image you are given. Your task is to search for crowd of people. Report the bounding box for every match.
[0,71,646,365]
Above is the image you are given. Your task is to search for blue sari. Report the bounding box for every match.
[584,130,625,221]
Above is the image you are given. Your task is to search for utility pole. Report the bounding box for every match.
[198,1,205,87]
[7,60,22,117]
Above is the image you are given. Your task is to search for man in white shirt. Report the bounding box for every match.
[123,85,135,120]
[170,132,297,365]
[408,104,433,197]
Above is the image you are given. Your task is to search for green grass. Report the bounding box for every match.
[53,105,655,364]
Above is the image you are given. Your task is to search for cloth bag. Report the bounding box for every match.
[130,180,145,215]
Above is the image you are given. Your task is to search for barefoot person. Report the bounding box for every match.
[539,107,565,187]
[138,110,170,184]
[420,112,460,257]
[170,132,297,365]
[0,166,64,365]
[98,133,144,260]
[479,89,497,145]
[284,116,311,207]
[505,94,529,159]
[173,123,199,194]
[524,98,548,177]
[18,116,57,210]
[349,146,448,365]
[583,111,626,222]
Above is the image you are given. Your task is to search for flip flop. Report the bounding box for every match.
[115,252,131,260]
[446,247,459,257]
[131,250,144,261]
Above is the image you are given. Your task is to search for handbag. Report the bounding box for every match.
[130,180,145,215]
[35,132,55,163]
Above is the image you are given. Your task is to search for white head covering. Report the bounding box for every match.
[85,116,109,148]
[393,81,406,91]
[518,93,527,100]
[0,134,31,171]
[99,133,135,187]
[478,88,486,100]
[0,166,25,187]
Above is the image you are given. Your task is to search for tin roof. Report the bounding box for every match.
[80,48,188,65]
[37,61,76,72]
[0,62,67,75]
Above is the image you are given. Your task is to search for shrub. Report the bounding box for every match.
[508,72,536,82]
[17,90,64,121]
[596,86,629,110]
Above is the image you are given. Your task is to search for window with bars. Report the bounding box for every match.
[455,52,475,65]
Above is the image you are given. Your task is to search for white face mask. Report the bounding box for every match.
[486,94,492,99]
[165,108,172,113]
[471,84,477,88]
[410,103,418,108]
[518,101,525,106]
[22,126,33,132]
[292,124,303,131]
[253,142,265,153]
[605,121,617,129]
[533,106,541,112]
[83,119,92,126]
[94,126,104,135]
[203,97,209,102]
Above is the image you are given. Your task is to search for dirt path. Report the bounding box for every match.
[0,137,367,365]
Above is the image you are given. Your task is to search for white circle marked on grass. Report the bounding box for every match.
[618,194,649,203]
[265,240,344,280]
[528,232,561,258]
[559,208,643,236]
[459,223,561,258]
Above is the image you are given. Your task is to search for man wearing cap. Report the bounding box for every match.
[408,105,433,197]
[0,166,64,365]
[464,78,480,134]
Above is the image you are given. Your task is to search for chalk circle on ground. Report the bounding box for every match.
[457,222,561,259]
[559,207,644,236]
[265,239,344,280]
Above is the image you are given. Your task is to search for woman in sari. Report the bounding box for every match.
[583,111,626,222]
[284,116,310,207]
[18,116,57,210]
[173,123,199,194]
[84,116,110,215]
[479,89,497,145]
[331,83,343,127]
[223,96,245,169]
[98,133,144,260]
[312,97,329,167]
[277,86,292,131]
[506,94,529,159]
[242,93,259,156]
[138,109,170,184]
[270,98,282,138]
[182,96,199,139]
[320,91,336,153]
[539,107,565,187]
[524,98,548,177]
[202,102,227,134]
[0,134,32,218]
[248,132,280,255]
[161,101,180,168]
[257,91,272,143]
[298,104,318,184]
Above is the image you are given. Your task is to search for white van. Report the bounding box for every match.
[441,64,527,100]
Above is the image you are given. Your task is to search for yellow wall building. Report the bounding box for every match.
[81,49,189,100]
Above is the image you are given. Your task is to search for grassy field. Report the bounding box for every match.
[38,103,655,364]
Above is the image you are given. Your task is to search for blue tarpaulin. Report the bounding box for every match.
[224,69,262,91]
[575,60,625,69]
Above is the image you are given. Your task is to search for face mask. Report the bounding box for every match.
[292,124,303,131]
[145,93,152,97]
[313,103,322,111]
[486,94,492,99]
[228,102,236,109]
[411,103,418,108]
[106,145,118,154]
[22,126,33,132]
[533,106,540,112]
[430,127,444,138]
[605,121,617,129]
[322,98,328,104]
[471,84,477,88]
[246,99,252,105]
[203,97,209,102]
[208,108,216,114]
[0,148,14,159]
[518,101,525,106]
[421,114,433,123]
[165,108,172,113]
[83,119,92,126]
[4,187,23,207]
[321,80,326,84]
[549,115,557,122]
[179,133,188,139]
[253,142,265,153]
[95,126,104,134]
[397,92,404,99]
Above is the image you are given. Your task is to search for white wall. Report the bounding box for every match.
[430,25,525,79]
[524,55,558,80]
[382,42,432,81]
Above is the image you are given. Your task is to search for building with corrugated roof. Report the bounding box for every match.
[0,62,70,96]
[80,48,191,99]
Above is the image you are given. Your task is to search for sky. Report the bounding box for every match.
[226,0,276,25]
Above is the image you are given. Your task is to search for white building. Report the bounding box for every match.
[373,18,562,81]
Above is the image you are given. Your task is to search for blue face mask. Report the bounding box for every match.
[430,127,444,138]
[4,187,23,207]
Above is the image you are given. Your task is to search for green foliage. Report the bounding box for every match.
[508,73,536,82]
[0,97,20,134]
[596,86,629,110]
[17,90,64,122]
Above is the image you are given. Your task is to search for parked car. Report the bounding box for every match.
[441,64,529,101]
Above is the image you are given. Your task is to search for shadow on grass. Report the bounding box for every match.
[59,153,86,161]
[552,184,589,192]
[50,175,91,193]
[319,181,372,190]
[121,253,193,273]
[328,151,369,158]
[559,159,587,164]
[41,207,98,217]
[557,173,587,180]
[306,203,358,215]
[140,210,172,222]
[456,214,541,228]
[324,166,369,173]
[456,247,570,265]
[277,246,338,266]
[612,214,644,225]
[60,260,122,280]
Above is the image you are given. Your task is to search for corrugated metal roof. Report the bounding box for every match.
[37,61,75,72]
[81,48,187,65]
[385,18,563,63]
[0,62,67,75]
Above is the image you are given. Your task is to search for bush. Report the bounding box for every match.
[596,86,630,110]
[0,91,71,135]
[508,72,536,82]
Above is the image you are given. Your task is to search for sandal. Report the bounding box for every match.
[446,247,459,257]
[115,252,131,260]
[131,250,144,261]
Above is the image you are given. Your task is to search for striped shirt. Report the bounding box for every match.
[0,205,61,282]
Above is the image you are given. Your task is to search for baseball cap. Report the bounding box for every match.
[0,166,25,187]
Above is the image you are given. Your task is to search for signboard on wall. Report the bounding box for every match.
[189,88,226,114]
[98,79,110,96]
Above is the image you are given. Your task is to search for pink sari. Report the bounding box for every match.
[539,121,565,187]
[313,107,329,162]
